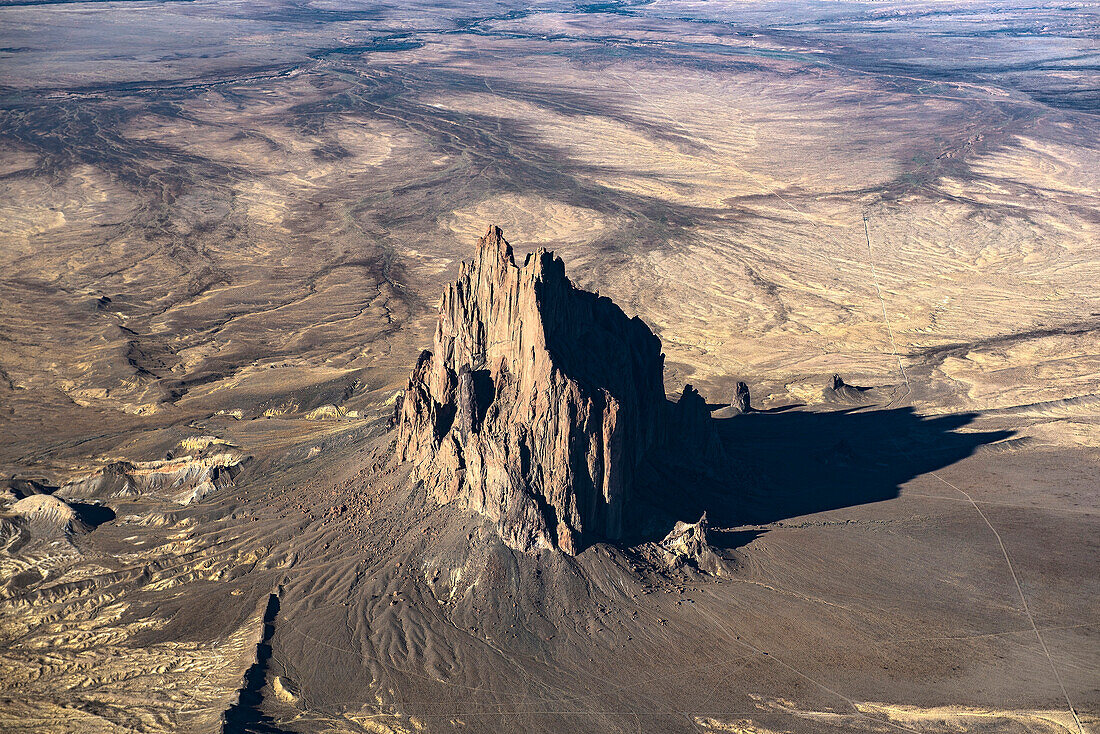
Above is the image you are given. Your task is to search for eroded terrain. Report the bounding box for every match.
[1,1,1097,732]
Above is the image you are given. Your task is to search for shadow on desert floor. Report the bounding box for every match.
[223,594,290,734]
[642,406,1013,550]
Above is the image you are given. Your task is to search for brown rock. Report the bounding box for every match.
[395,226,666,554]
[657,512,724,575]
[823,372,870,404]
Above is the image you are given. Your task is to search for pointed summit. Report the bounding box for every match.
[478,224,511,261]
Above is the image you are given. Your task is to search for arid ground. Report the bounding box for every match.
[0,1,1097,732]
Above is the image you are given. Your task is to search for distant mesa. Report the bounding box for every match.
[304,404,360,420]
[2,477,52,501]
[394,225,723,555]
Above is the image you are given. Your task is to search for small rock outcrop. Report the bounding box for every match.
[10,494,85,534]
[395,226,671,555]
[657,513,724,575]
[823,373,869,404]
[711,381,751,419]
[272,676,300,704]
[732,381,751,413]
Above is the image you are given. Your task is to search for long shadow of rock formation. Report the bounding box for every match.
[634,405,1014,550]
[391,226,1016,558]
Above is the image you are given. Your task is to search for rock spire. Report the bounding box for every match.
[395,226,669,554]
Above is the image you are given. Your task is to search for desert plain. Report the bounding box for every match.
[0,0,1098,732]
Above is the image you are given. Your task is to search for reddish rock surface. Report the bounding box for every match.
[395,226,668,554]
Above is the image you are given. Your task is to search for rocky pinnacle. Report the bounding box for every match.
[394,226,670,555]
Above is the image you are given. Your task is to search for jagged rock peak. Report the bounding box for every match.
[395,225,667,555]
[661,512,710,557]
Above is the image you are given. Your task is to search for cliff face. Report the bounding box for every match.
[395,226,667,554]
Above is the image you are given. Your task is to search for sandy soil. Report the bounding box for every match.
[0,0,1097,732]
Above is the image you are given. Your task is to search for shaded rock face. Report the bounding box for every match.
[396,226,668,555]
[733,381,751,413]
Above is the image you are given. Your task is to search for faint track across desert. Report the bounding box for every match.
[611,69,1087,732]
[863,213,912,408]
[862,212,1085,734]
[929,471,1085,734]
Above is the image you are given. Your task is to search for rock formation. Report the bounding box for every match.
[58,443,250,505]
[656,512,724,575]
[711,381,751,419]
[823,373,869,404]
[10,494,84,534]
[732,381,751,413]
[395,226,672,555]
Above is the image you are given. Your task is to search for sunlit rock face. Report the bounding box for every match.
[395,226,667,555]
[57,446,250,505]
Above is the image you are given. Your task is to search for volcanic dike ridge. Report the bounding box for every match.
[396,226,719,555]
